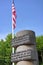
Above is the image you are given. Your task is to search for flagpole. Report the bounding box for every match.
[12,15,15,65]
[12,0,15,65]
[12,16,15,65]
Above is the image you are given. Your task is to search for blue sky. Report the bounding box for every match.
[0,0,43,39]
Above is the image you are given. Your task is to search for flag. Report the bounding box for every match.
[12,1,16,29]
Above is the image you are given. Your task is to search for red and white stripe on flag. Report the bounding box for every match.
[12,2,16,29]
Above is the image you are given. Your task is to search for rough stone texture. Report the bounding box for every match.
[11,49,36,62]
[16,30,39,65]
[16,30,35,37]
[12,33,35,47]
[16,45,38,61]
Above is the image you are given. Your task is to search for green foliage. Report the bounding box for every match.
[41,64,43,65]
[36,36,43,51]
[40,63,43,65]
[0,33,16,65]
[0,34,12,65]
[36,35,43,65]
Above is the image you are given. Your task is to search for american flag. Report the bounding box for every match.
[12,1,16,29]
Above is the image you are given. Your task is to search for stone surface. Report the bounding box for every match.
[12,33,35,47]
[11,30,39,65]
[16,30,35,37]
[16,61,33,65]
[16,45,36,52]
[16,45,38,60]
[11,49,36,62]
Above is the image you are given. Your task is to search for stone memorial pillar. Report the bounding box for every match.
[11,30,39,65]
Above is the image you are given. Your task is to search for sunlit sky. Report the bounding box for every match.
[0,0,43,39]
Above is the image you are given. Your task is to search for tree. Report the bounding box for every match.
[0,39,6,65]
[0,33,16,65]
[36,36,43,64]
[4,33,16,65]
[5,33,12,65]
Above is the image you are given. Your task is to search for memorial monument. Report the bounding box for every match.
[11,30,39,65]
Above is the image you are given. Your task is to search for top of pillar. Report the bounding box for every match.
[16,30,35,37]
